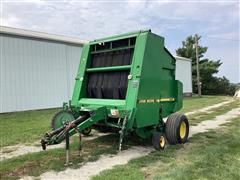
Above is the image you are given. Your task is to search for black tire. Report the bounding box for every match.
[152,132,166,150]
[165,113,189,145]
[82,127,92,136]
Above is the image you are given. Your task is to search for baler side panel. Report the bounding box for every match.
[124,32,149,129]
[134,33,180,128]
[174,80,183,112]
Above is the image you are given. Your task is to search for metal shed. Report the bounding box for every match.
[174,56,192,96]
[0,26,87,113]
[0,27,192,113]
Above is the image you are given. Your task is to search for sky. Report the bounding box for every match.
[1,0,239,83]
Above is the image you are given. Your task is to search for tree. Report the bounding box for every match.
[176,34,235,95]
[176,35,207,64]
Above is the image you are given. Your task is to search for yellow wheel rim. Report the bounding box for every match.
[180,121,186,139]
[159,136,165,148]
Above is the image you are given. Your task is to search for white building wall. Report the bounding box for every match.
[66,45,82,99]
[175,56,192,94]
[0,35,82,113]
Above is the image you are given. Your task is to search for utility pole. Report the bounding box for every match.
[195,35,202,97]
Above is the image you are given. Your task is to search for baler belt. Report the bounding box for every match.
[90,49,133,68]
[87,49,133,99]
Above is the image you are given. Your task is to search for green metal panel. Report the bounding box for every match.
[71,44,91,107]
[68,106,107,136]
[78,98,125,108]
[86,65,131,72]
[133,33,178,128]
[90,30,150,44]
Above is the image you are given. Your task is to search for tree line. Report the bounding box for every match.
[176,35,236,96]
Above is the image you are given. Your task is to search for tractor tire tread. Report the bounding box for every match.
[165,112,189,145]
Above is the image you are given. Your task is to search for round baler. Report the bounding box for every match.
[41,30,189,151]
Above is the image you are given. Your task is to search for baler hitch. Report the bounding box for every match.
[41,106,107,151]
[41,113,90,150]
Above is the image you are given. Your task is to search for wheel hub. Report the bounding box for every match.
[159,135,165,148]
[180,121,186,139]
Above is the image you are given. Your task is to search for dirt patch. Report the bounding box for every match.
[20,147,152,180]
[1,147,17,154]
[0,132,108,161]
[189,107,240,137]
[0,142,64,161]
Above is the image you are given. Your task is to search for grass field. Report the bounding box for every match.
[0,134,120,179]
[180,95,230,113]
[0,96,230,148]
[0,108,60,148]
[93,117,240,180]
[0,96,238,180]
[187,100,239,125]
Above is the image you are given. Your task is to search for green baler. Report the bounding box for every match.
[41,30,189,151]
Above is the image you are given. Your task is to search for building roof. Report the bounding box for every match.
[0,26,194,61]
[0,26,88,46]
[174,55,192,62]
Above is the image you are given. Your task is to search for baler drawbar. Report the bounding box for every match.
[41,107,106,149]
[41,30,190,158]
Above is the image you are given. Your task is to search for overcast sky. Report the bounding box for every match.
[1,0,239,83]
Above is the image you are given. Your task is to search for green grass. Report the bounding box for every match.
[92,117,240,180]
[0,96,230,148]
[180,95,230,113]
[0,134,120,179]
[0,130,155,179]
[0,108,59,148]
[0,131,151,179]
[188,100,240,125]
